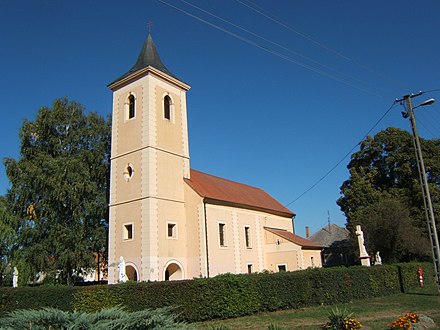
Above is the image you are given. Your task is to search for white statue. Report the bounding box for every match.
[12,267,18,288]
[355,225,370,266]
[118,256,127,283]
[374,251,382,265]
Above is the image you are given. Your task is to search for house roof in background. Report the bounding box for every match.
[308,223,350,247]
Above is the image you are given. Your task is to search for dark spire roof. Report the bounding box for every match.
[131,34,176,77]
[109,33,179,86]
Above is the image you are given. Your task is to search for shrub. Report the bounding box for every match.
[0,306,191,329]
[0,307,72,329]
[72,284,123,312]
[0,262,432,323]
[0,286,76,313]
[323,306,362,330]
[397,262,434,291]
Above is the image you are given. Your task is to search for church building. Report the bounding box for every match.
[107,32,322,283]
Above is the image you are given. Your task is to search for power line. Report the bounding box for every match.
[400,89,440,139]
[424,88,440,93]
[158,0,437,205]
[423,112,440,135]
[178,0,389,98]
[417,118,438,139]
[236,0,407,91]
[158,0,388,98]
[285,101,397,207]
[415,111,440,139]
[286,89,440,205]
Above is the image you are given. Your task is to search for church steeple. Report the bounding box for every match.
[130,34,176,78]
[108,31,191,283]
[109,33,180,87]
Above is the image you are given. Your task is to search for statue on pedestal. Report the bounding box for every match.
[118,256,127,283]
[374,251,382,265]
[12,267,18,288]
[355,225,371,266]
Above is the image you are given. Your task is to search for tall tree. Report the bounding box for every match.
[4,98,111,285]
[355,198,430,263]
[0,196,17,284]
[338,127,440,262]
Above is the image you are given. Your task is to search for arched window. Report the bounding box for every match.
[164,262,183,281]
[123,163,134,182]
[125,265,138,281]
[164,95,171,120]
[128,94,135,119]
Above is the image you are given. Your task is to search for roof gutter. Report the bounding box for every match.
[108,66,191,91]
[204,197,295,219]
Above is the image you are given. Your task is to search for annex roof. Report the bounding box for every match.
[264,227,322,250]
[185,169,295,218]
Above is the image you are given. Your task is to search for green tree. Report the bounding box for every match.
[3,98,111,285]
[356,198,430,263]
[0,196,17,285]
[337,127,440,262]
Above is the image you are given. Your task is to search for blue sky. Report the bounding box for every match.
[1,0,440,237]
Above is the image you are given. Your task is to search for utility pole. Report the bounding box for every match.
[398,92,440,293]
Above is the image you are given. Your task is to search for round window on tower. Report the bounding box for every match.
[123,163,134,182]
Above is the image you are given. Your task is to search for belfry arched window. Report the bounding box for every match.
[164,95,171,120]
[128,94,135,119]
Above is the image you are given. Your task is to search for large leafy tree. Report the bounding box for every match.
[4,98,111,285]
[0,196,17,284]
[355,198,430,263]
[337,127,440,262]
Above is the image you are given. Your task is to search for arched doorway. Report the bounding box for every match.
[164,262,183,281]
[125,265,138,282]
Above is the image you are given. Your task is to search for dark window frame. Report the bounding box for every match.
[164,95,171,120]
[278,264,287,272]
[124,224,133,240]
[167,223,177,238]
[128,95,135,119]
[244,226,251,248]
[219,223,226,247]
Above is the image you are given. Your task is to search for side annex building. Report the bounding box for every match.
[107,33,322,284]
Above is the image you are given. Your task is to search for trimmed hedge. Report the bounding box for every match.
[0,262,434,322]
[0,286,78,313]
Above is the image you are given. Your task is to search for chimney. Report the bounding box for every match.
[305,226,310,238]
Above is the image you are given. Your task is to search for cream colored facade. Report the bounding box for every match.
[107,34,322,284]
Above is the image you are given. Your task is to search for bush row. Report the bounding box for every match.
[0,307,190,329]
[0,262,433,322]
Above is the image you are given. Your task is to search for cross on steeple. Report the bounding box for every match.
[147,20,153,33]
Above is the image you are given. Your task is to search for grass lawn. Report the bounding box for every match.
[194,283,440,329]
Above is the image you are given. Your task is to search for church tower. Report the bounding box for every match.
[107,33,191,283]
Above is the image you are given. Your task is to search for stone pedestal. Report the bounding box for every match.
[359,256,371,267]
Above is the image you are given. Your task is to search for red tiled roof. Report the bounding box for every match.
[185,169,295,218]
[264,227,322,250]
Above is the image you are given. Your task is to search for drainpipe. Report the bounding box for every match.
[203,201,210,278]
